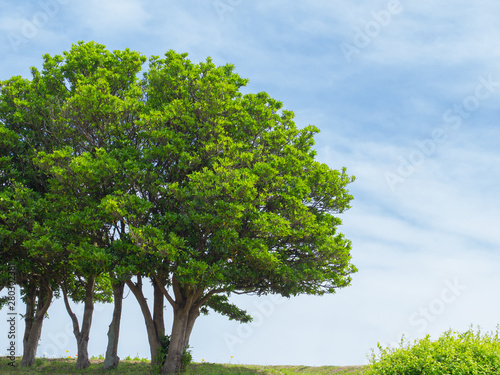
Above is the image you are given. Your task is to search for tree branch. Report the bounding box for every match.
[61,281,81,339]
[154,275,176,308]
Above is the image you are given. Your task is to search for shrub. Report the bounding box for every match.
[368,327,500,374]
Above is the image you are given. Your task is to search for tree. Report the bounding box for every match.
[0,41,145,369]
[21,41,168,369]
[32,41,147,369]
[0,69,67,367]
[1,42,357,374]
[129,50,357,374]
[0,184,56,367]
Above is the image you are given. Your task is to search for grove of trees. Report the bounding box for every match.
[0,41,357,374]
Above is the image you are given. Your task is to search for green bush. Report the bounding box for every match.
[368,327,500,374]
[156,334,192,373]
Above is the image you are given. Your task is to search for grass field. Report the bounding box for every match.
[0,357,368,374]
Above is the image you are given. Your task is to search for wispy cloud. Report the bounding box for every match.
[71,0,152,35]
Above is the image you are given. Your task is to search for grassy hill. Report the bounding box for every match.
[0,357,367,374]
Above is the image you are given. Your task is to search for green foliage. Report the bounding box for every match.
[0,295,8,310]
[155,335,192,373]
[368,327,500,374]
[201,295,252,323]
[132,48,357,300]
[181,350,193,373]
[1,41,357,372]
[2,40,356,300]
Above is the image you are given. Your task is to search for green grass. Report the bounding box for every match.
[0,357,152,374]
[0,357,367,374]
[5,327,500,374]
[228,364,367,374]
[186,364,367,374]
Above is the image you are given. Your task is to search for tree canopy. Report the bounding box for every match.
[0,41,356,374]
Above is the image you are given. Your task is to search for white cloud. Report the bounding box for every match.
[72,0,151,34]
[350,1,500,67]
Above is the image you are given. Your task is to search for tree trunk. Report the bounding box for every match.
[21,282,52,367]
[153,277,165,339]
[163,306,199,374]
[103,279,124,370]
[183,307,200,350]
[21,283,36,367]
[62,276,95,370]
[75,331,91,370]
[76,276,95,370]
[125,276,163,366]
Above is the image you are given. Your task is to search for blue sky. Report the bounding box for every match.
[1,0,500,367]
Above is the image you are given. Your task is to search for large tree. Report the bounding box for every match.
[129,50,357,374]
[2,42,357,374]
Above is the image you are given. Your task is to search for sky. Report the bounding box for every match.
[1,0,500,367]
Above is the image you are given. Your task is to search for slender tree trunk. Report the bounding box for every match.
[21,283,36,367]
[152,277,165,339]
[62,276,95,370]
[103,279,124,370]
[21,283,53,367]
[152,279,166,368]
[77,275,95,369]
[125,276,163,366]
